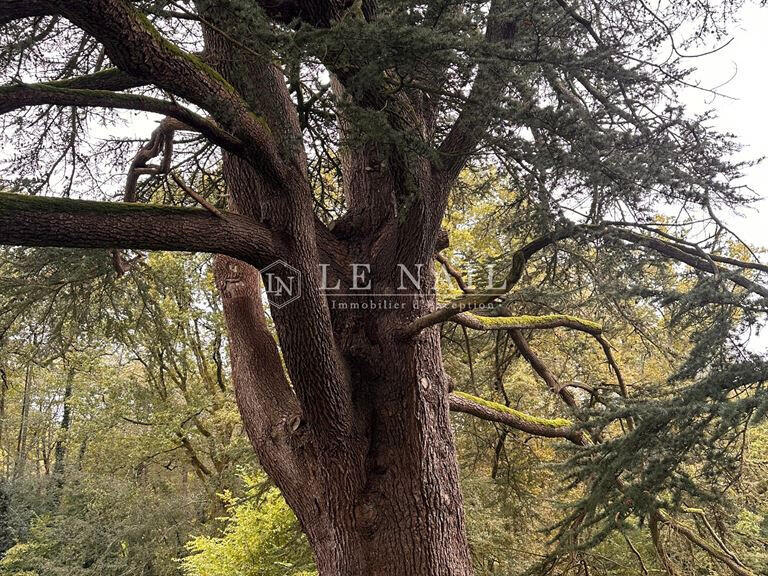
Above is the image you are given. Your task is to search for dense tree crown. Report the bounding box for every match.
[0,0,767,574]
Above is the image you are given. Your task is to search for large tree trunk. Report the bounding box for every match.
[192,5,475,574]
[348,320,473,575]
[215,252,473,575]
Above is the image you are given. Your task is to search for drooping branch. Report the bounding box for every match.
[611,229,768,299]
[654,509,756,576]
[508,329,579,408]
[453,308,633,424]
[449,391,586,445]
[171,173,223,218]
[409,219,768,339]
[0,83,242,154]
[0,192,277,267]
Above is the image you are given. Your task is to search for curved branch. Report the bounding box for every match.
[0,83,242,154]
[449,391,586,445]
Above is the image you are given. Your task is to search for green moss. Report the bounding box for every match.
[0,192,204,217]
[50,67,130,89]
[453,391,573,429]
[465,313,603,333]
[132,9,239,97]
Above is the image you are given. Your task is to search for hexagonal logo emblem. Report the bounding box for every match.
[261,260,302,309]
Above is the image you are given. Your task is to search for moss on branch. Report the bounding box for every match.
[0,192,207,217]
[452,391,573,429]
[457,313,603,334]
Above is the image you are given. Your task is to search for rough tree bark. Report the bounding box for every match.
[0,0,564,573]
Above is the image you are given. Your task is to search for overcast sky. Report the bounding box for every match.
[683,2,768,250]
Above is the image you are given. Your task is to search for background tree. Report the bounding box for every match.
[0,0,767,574]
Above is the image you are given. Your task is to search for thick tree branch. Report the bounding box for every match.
[0,83,242,154]
[0,192,277,266]
[52,67,146,92]
[0,192,350,275]
[449,391,586,444]
[454,312,603,335]
[0,0,53,25]
[212,255,325,531]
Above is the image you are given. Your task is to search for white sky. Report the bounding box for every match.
[682,2,768,250]
[10,4,767,249]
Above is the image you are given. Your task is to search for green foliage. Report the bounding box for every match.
[0,473,202,576]
[182,476,315,576]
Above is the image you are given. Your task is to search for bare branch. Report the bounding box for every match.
[508,329,579,408]
[435,252,473,294]
[124,117,183,202]
[171,172,223,218]
[0,83,242,154]
[655,510,756,576]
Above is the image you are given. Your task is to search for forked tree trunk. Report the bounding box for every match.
[196,5,475,573]
[216,258,473,575]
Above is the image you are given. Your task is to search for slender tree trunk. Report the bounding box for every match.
[13,365,32,481]
[0,366,7,457]
[53,365,74,492]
